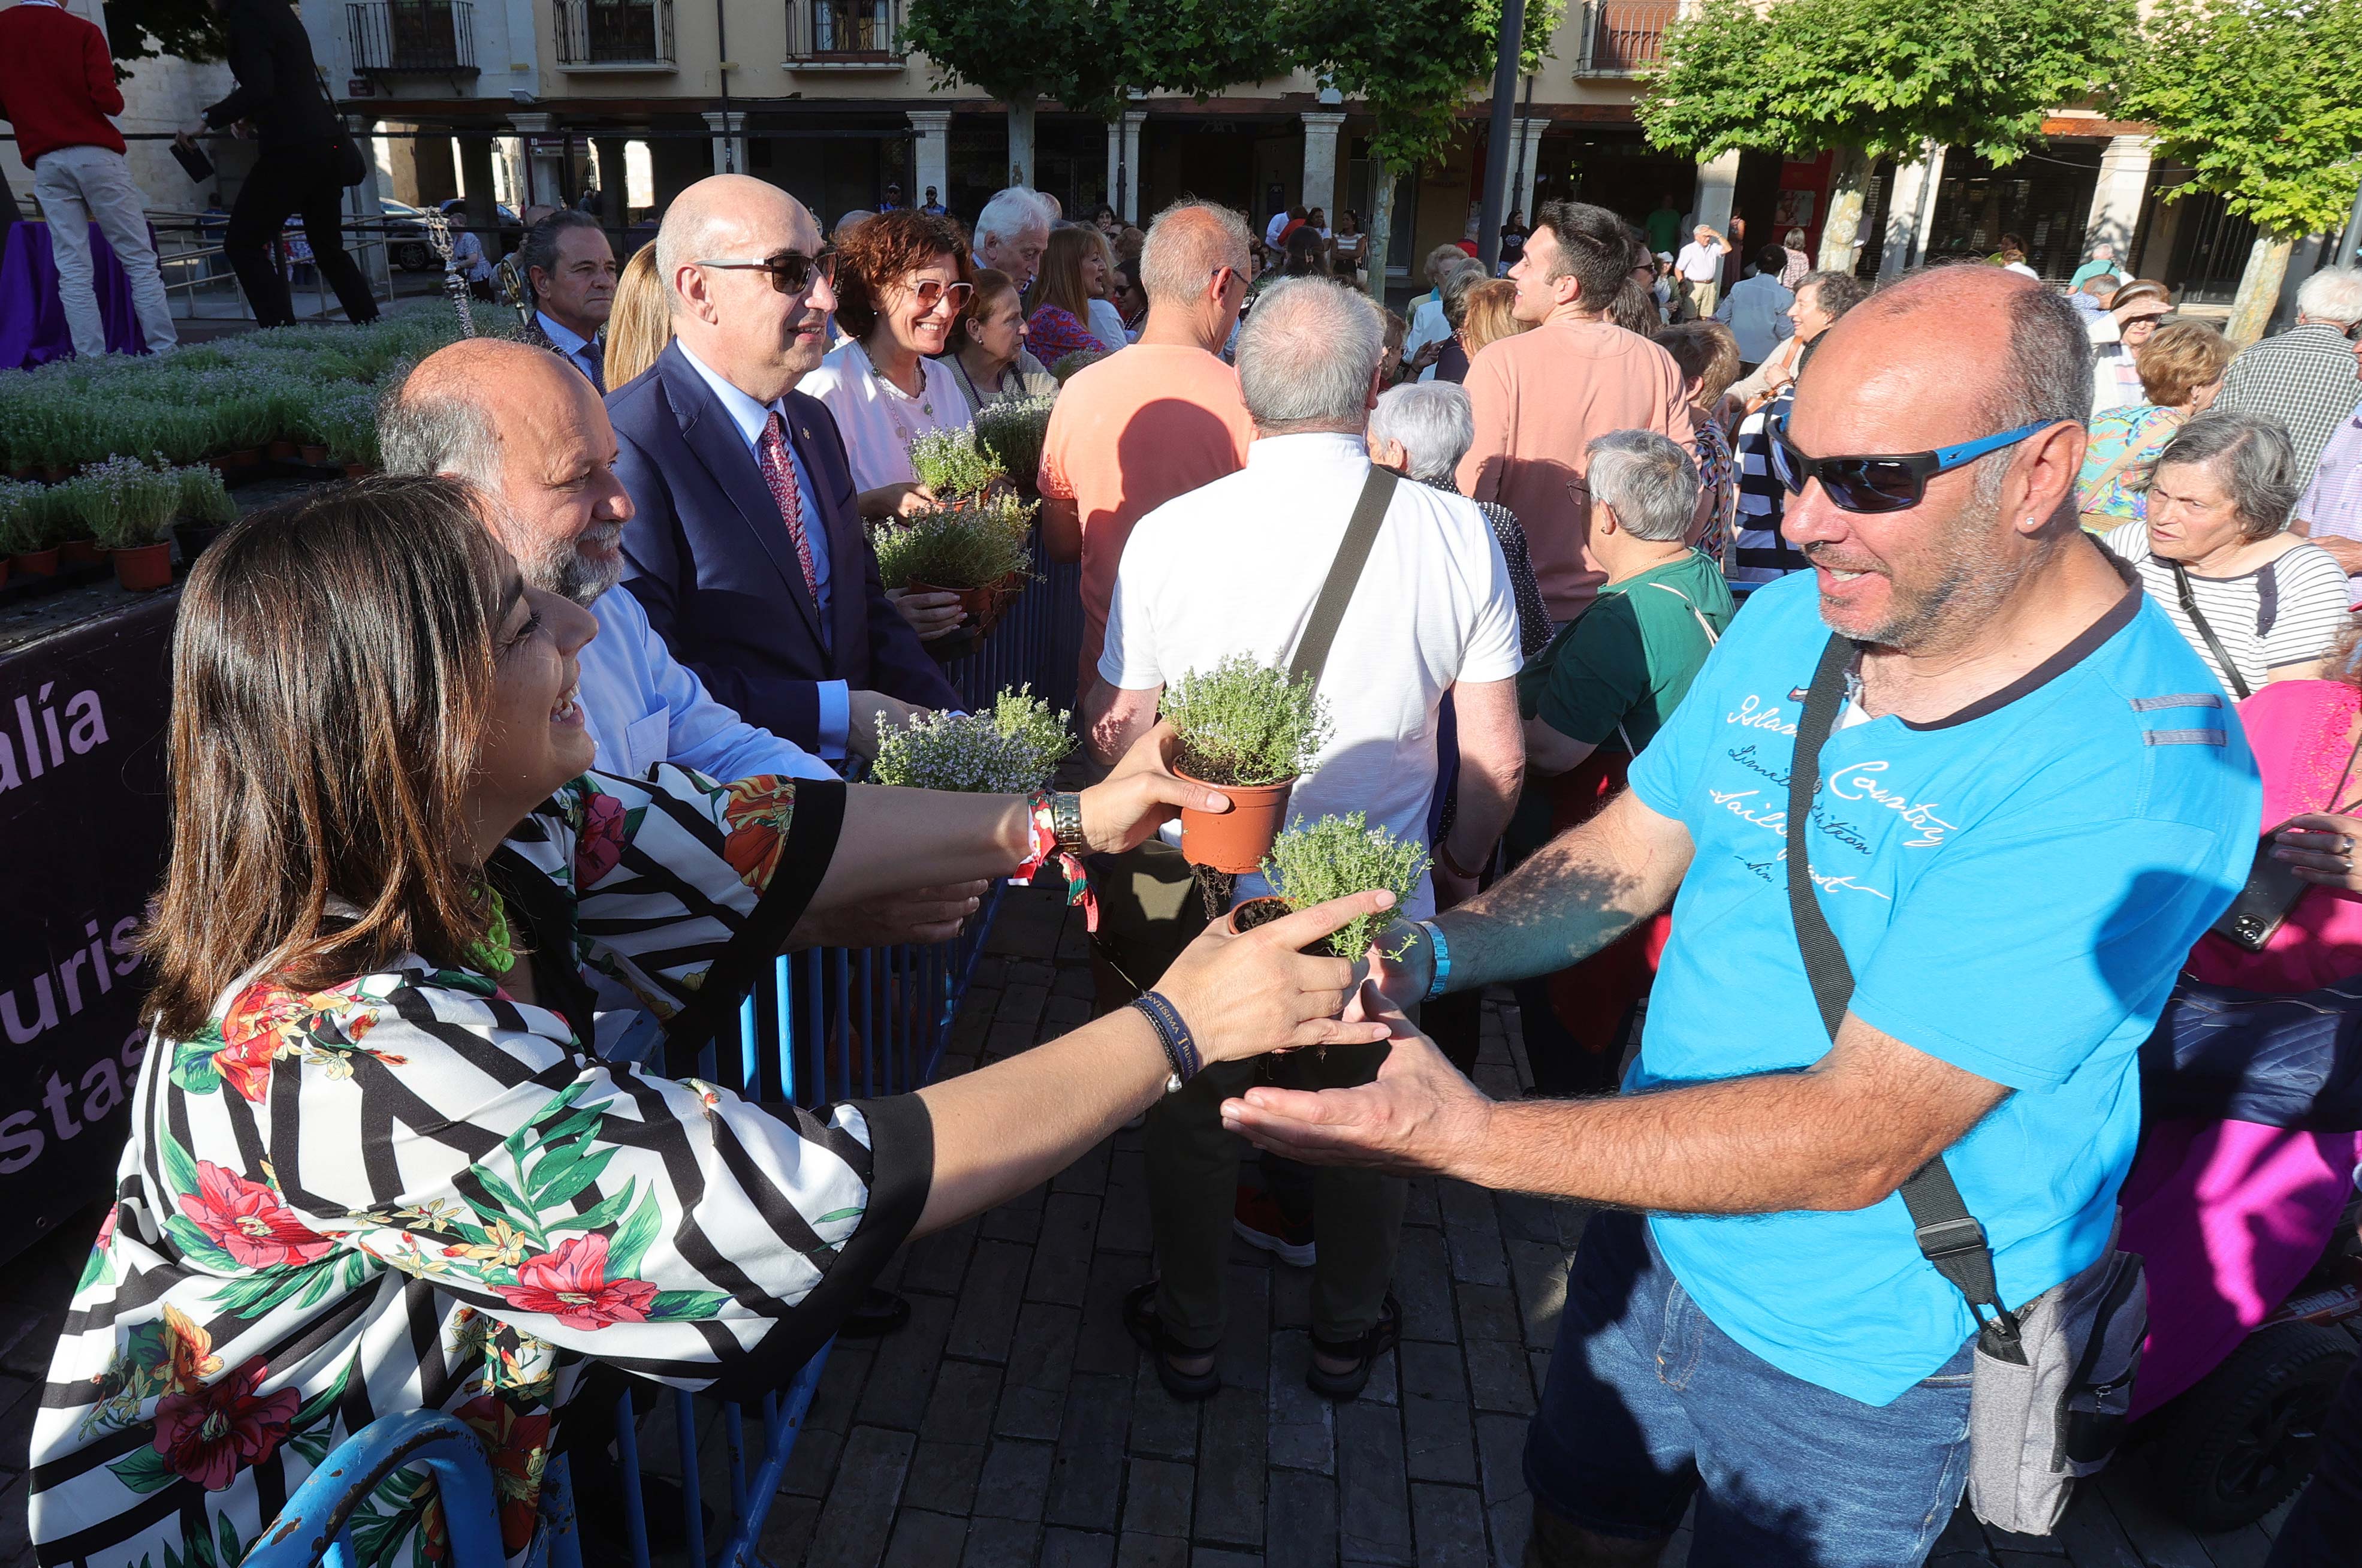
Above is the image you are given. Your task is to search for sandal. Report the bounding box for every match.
[1307,1292,1403,1401]
[1123,1279,1221,1401]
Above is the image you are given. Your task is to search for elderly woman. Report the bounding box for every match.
[1025,227,1118,364]
[2077,320,2234,532]
[1652,319,1745,566]
[801,209,975,515]
[946,267,1057,417]
[27,479,1390,1568]
[2105,411,2350,698]
[2091,279,2174,417]
[1368,381,1552,659]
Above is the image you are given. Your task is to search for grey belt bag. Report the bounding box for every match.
[1785,634,2148,1534]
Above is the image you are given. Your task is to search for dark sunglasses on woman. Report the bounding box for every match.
[693,247,838,295]
[1767,415,2056,513]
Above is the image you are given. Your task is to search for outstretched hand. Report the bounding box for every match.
[1154,891,1400,1068]
[1219,991,1495,1177]
[1078,722,1229,854]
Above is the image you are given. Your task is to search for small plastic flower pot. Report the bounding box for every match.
[300,444,330,465]
[56,538,101,568]
[267,439,298,461]
[13,547,59,577]
[174,521,227,563]
[110,542,174,592]
[1175,765,1294,875]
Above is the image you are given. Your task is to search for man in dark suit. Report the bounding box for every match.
[611,174,959,762]
[517,210,616,391]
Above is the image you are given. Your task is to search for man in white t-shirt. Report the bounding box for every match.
[1673,225,1731,321]
[1084,278,1525,1403]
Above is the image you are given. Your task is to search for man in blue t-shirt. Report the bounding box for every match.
[1218,267,2261,1567]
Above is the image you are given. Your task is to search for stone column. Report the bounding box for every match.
[1299,110,1347,222]
[1120,111,1146,222]
[908,110,952,210]
[702,110,747,179]
[509,114,566,207]
[593,134,632,231]
[455,134,500,243]
[344,115,393,300]
[2084,134,2155,264]
[1694,149,1740,239]
[1511,116,1547,221]
[1877,141,1945,282]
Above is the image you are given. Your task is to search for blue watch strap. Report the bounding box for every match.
[1419,919,1450,1002]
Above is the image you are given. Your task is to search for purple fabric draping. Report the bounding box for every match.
[0,221,144,370]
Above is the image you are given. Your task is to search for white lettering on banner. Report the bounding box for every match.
[0,683,107,795]
[0,914,141,1047]
[0,1029,149,1175]
[1726,694,1798,736]
[1824,761,1957,848]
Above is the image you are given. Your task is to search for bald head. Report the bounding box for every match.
[656,174,834,402]
[1782,265,2095,650]
[381,338,634,605]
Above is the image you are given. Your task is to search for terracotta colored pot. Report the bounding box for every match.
[110,541,173,591]
[1175,765,1295,875]
[910,578,998,629]
[300,444,329,465]
[227,448,262,468]
[0,556,11,590]
[56,538,101,568]
[267,439,297,460]
[342,462,369,478]
[13,547,59,577]
[41,463,71,483]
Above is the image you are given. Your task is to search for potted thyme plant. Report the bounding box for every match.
[1233,812,1431,964]
[972,394,1056,497]
[869,493,1035,661]
[906,427,1006,503]
[72,456,181,591]
[1161,653,1331,873]
[868,686,1076,794]
[173,464,239,563]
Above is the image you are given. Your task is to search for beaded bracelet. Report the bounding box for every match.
[1129,990,1202,1094]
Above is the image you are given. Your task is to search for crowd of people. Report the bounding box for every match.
[22,171,2362,1568]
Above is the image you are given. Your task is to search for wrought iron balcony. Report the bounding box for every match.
[785,0,905,64]
[1574,0,1679,75]
[554,0,675,66]
[346,0,476,74]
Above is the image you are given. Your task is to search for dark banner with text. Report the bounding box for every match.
[0,598,174,1264]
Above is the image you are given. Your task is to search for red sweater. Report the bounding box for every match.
[0,3,124,164]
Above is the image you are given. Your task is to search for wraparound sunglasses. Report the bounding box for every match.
[1768,415,2057,513]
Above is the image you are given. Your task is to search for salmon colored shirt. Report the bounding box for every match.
[1039,344,1254,688]
[1456,316,1696,623]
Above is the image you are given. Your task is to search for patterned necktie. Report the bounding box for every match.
[581,345,605,396]
[756,410,820,604]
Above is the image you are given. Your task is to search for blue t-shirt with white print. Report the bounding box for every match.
[1626,566,2260,1405]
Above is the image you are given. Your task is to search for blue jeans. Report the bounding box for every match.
[1524,1210,1975,1568]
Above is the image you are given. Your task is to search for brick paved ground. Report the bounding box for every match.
[0,880,2334,1567]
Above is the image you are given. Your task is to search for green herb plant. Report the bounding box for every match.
[1048,349,1106,384]
[972,394,1056,491]
[907,427,1006,502]
[868,685,1077,794]
[870,494,1034,591]
[68,456,180,550]
[1162,654,1332,788]
[176,464,238,527]
[1261,812,1431,960]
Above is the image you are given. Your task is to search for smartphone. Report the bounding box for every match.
[2210,818,2316,952]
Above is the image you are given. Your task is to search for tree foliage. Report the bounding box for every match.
[104,0,223,70]
[1640,0,2120,167]
[2116,0,2362,239]
[1276,0,1561,174]
[900,0,1286,120]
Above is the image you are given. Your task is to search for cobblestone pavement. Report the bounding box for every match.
[0,881,2334,1567]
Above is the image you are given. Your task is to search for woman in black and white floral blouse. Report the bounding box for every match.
[29,478,1390,1568]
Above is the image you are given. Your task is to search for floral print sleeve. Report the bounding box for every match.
[28,767,928,1568]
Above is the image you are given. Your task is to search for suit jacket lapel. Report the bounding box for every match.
[659,346,825,646]
[786,402,866,664]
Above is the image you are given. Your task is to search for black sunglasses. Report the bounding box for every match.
[1767,415,2056,514]
[692,247,838,295]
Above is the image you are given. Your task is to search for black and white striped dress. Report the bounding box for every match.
[2104,523,2352,695]
[29,768,924,1568]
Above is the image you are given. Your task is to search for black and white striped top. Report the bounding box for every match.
[2104,522,2352,695]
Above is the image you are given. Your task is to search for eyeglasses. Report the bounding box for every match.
[1768,415,2058,514]
[904,278,974,313]
[693,248,837,295]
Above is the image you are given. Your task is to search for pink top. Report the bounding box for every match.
[2183,678,2362,991]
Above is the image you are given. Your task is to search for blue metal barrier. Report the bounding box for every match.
[602,541,1083,1567]
[243,1410,516,1568]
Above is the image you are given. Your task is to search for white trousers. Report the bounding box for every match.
[32,145,177,357]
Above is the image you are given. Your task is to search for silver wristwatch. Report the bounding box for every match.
[1049,791,1087,855]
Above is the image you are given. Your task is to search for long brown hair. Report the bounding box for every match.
[603,243,673,389]
[1032,226,1109,327]
[141,476,505,1036]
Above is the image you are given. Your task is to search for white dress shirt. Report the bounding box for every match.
[674,339,852,759]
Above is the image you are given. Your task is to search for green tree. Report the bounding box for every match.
[1277,0,1560,297]
[104,0,223,73]
[1641,0,2120,271]
[2117,0,2362,342]
[900,0,1286,194]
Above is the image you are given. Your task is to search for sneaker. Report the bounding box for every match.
[1232,1186,1316,1267]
